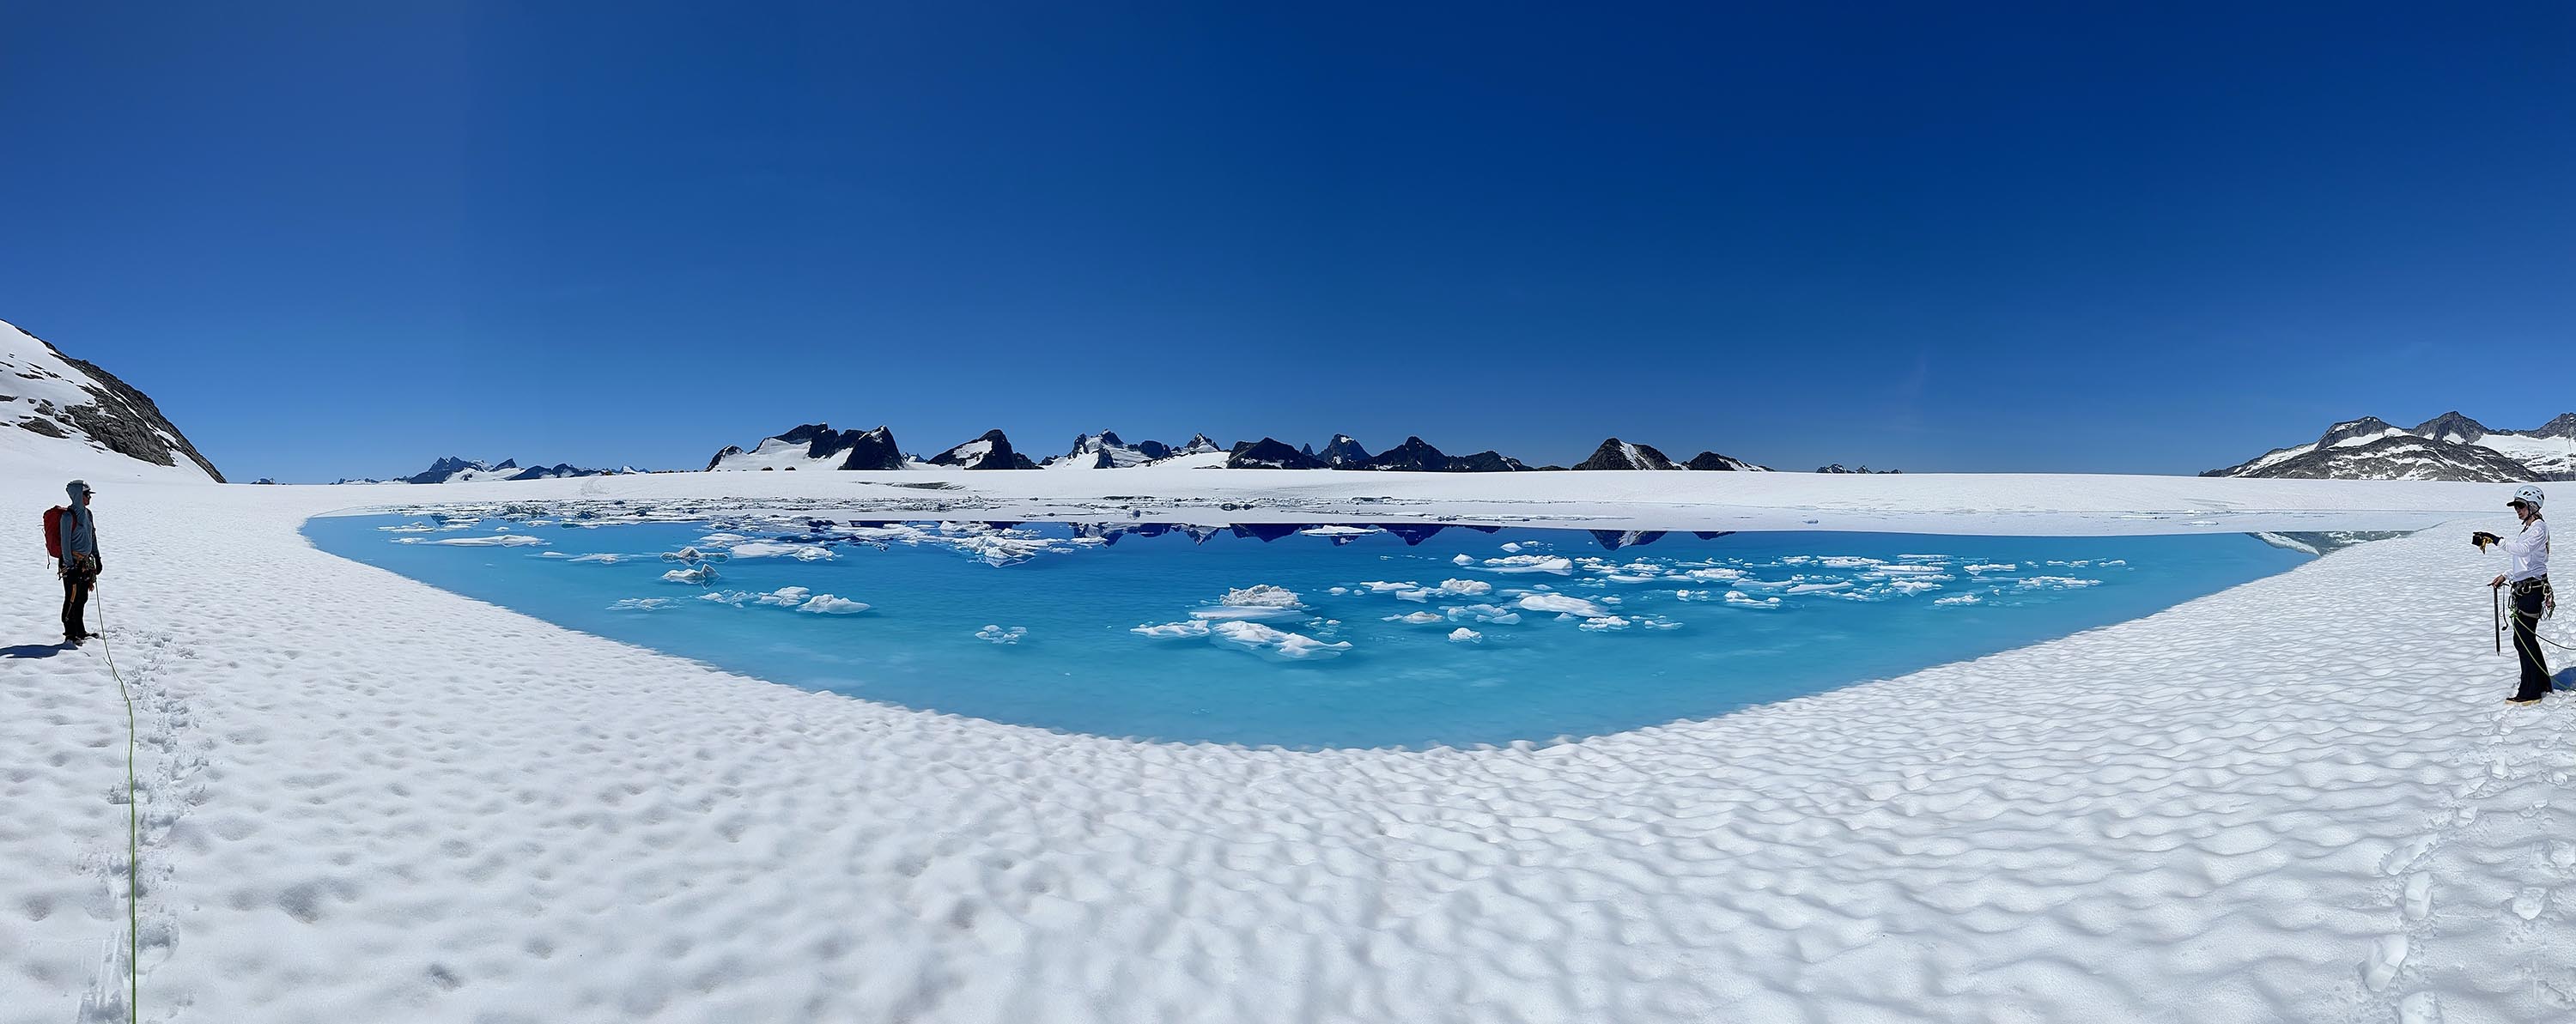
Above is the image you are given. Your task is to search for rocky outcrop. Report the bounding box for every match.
[1225,438,1327,470]
[2207,414,2572,482]
[708,423,904,470]
[1573,438,1680,470]
[1686,451,1764,471]
[1318,434,1371,467]
[927,429,1036,470]
[2,318,224,480]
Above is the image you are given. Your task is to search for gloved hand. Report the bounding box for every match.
[2474,530,2502,550]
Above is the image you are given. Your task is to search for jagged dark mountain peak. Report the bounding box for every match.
[1225,438,1326,470]
[2413,411,2490,443]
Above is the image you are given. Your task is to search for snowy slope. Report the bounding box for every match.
[0,318,222,481]
[5,454,2567,1024]
[2211,411,2576,482]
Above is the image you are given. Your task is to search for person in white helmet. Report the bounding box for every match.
[2474,484,2553,704]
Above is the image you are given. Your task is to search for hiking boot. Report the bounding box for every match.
[62,633,82,648]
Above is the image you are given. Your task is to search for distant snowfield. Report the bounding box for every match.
[7,445,2573,1023]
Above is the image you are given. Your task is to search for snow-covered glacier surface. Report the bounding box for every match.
[307,513,2312,748]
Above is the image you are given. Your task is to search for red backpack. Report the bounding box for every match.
[43,506,65,560]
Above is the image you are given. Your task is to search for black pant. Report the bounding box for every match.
[2512,585,2554,701]
[61,570,93,639]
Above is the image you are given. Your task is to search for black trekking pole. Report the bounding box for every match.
[2495,584,2503,654]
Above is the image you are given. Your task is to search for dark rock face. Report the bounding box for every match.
[2413,411,2491,444]
[1686,451,1759,471]
[2207,433,2538,482]
[9,325,225,481]
[1319,434,1372,467]
[2519,414,2576,440]
[1225,438,1326,470]
[1176,433,1223,455]
[829,427,905,470]
[404,457,488,484]
[1573,438,1680,470]
[507,463,611,481]
[2204,413,2576,482]
[708,422,905,470]
[1815,464,1899,474]
[1449,450,1528,472]
[1358,436,1455,471]
[928,429,1036,470]
[1589,530,1667,551]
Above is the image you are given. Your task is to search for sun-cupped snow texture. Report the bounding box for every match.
[4,448,2570,1023]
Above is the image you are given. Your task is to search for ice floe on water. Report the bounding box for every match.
[1447,627,1483,643]
[798,595,870,615]
[1518,593,1609,617]
[1188,585,1309,621]
[975,624,1027,644]
[423,534,547,547]
[1206,621,1352,660]
[725,541,836,561]
[1483,554,1575,574]
[660,565,719,585]
[1384,611,1446,625]
[607,597,677,611]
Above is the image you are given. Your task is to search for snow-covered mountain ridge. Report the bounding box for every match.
[2206,411,2576,482]
[708,423,1771,475]
[1,318,223,480]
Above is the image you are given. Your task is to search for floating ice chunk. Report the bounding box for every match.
[1935,593,1984,606]
[1732,579,1792,591]
[1394,589,1432,602]
[661,566,720,585]
[1501,542,1523,553]
[1640,616,1682,630]
[1677,567,1745,582]
[754,587,812,607]
[2017,576,2102,590]
[380,522,435,533]
[1484,555,1575,575]
[1785,581,1852,594]
[1722,591,1783,609]
[728,541,836,561]
[1132,621,1213,639]
[1579,615,1631,631]
[430,534,547,547]
[1437,579,1493,597]
[1327,586,1350,596]
[1206,621,1352,660]
[1964,563,2017,573]
[1451,554,1474,566]
[697,533,750,545]
[1884,579,1943,594]
[1446,604,1524,625]
[1818,556,1885,568]
[1448,627,1483,644]
[797,595,870,615]
[975,624,1028,645]
[1518,593,1608,617]
[566,553,637,564]
[607,597,675,611]
[1297,526,1375,538]
[392,537,424,545]
[1358,581,1419,593]
[661,546,730,564]
[1221,585,1304,607]
[1383,611,1446,625]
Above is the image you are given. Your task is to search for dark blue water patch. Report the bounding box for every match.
[304,514,2312,749]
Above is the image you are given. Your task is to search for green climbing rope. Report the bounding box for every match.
[94,586,138,1024]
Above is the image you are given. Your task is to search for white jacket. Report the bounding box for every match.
[2502,517,2550,583]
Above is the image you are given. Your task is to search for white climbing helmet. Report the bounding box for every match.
[2512,484,2545,510]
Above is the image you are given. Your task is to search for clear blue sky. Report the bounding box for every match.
[3,3,2569,482]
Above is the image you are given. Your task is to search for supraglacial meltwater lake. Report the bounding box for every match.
[308,512,2323,748]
